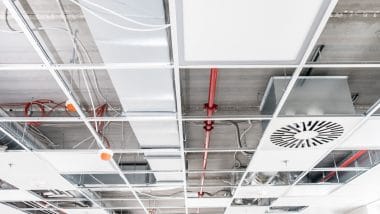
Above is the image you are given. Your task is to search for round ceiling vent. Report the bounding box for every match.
[270,121,344,148]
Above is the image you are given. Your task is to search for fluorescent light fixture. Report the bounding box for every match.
[178,0,333,65]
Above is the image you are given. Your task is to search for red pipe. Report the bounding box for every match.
[321,150,368,182]
[198,68,218,197]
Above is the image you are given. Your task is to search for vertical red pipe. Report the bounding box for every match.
[198,68,218,197]
[321,150,368,182]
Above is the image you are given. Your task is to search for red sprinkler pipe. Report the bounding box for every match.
[198,68,218,197]
[321,150,368,182]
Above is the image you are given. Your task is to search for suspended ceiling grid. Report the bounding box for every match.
[0,0,379,214]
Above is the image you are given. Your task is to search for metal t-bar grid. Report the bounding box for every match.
[1,0,380,214]
[222,0,339,213]
[2,0,149,213]
[278,99,380,199]
[2,62,380,71]
[168,0,190,213]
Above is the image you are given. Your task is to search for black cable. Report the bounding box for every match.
[203,189,231,197]
[5,9,18,31]
[228,120,254,155]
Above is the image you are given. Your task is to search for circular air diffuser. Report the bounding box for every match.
[270,121,344,148]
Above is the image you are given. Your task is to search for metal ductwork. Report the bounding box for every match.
[80,0,181,182]
[0,108,49,150]
[260,76,355,116]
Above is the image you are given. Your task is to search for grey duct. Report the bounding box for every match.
[0,108,49,150]
[80,0,182,182]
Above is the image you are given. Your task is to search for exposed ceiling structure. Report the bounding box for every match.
[0,0,379,214]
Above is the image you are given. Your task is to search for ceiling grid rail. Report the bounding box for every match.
[167,0,189,213]
[3,63,380,71]
[0,115,103,212]
[1,0,380,213]
[277,99,380,199]
[2,0,150,213]
[1,114,376,123]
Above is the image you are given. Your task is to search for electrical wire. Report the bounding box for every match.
[28,126,57,146]
[0,26,70,33]
[74,34,120,115]
[56,0,103,133]
[67,0,170,32]
[81,70,99,131]
[72,135,94,149]
[2,10,70,33]
[4,8,17,31]
[137,190,231,199]
[240,120,253,144]
[4,4,121,118]
[228,121,254,155]
[137,191,184,199]
[57,0,120,116]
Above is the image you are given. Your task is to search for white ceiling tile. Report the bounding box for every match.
[181,0,330,63]
[187,198,231,208]
[287,184,341,196]
[235,186,288,198]
[248,117,361,171]
[37,151,116,173]
[225,206,268,214]
[339,118,380,149]
[0,190,40,201]
[0,203,25,214]
[63,208,109,214]
[0,152,74,190]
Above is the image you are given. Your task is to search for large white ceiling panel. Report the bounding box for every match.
[331,162,380,200]
[339,118,380,149]
[0,190,40,201]
[187,198,231,208]
[0,203,26,214]
[273,196,368,213]
[225,206,268,214]
[248,117,360,171]
[287,184,341,196]
[64,209,109,214]
[37,151,116,173]
[180,0,333,64]
[0,152,74,190]
[234,185,288,198]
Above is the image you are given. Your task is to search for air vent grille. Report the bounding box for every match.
[270,121,344,148]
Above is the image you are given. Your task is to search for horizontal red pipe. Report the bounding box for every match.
[321,150,368,182]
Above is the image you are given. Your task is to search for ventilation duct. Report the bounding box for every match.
[260,76,355,116]
[260,76,354,150]
[80,0,181,182]
[0,108,49,150]
[247,76,359,172]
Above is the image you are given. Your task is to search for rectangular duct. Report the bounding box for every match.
[260,76,355,116]
[247,76,359,172]
[80,0,181,182]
